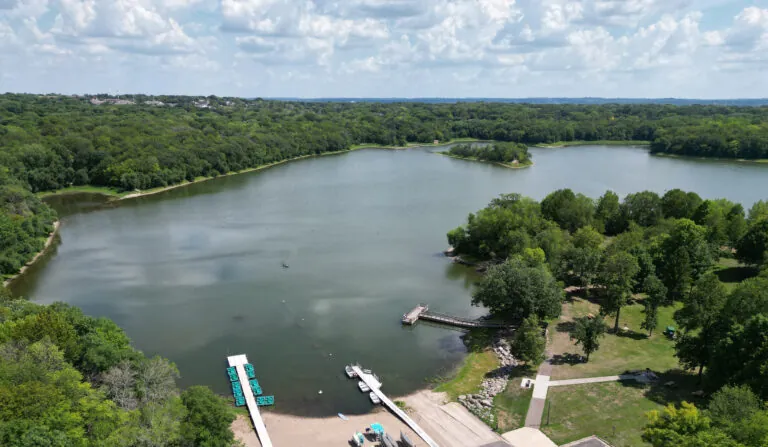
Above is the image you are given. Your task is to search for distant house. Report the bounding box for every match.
[433,140,439,144]
[90,97,134,106]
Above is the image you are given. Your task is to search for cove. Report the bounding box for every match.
[12,145,768,417]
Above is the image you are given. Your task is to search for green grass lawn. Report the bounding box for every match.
[37,185,125,198]
[550,298,681,380]
[434,330,500,400]
[494,371,535,433]
[541,374,703,447]
[534,140,651,148]
[713,257,758,290]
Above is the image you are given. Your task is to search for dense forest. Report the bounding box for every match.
[0,295,236,446]
[446,142,531,166]
[1,94,768,444]
[447,189,768,446]
[2,94,768,197]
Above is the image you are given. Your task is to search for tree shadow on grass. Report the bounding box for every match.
[715,266,758,284]
[550,352,584,366]
[618,369,705,407]
[614,330,649,341]
[555,321,576,333]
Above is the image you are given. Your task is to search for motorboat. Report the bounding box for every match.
[358,381,371,392]
[345,365,357,378]
[362,368,372,374]
[369,392,381,405]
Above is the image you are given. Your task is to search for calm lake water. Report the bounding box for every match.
[12,145,768,416]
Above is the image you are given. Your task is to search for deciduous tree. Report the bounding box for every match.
[570,316,606,362]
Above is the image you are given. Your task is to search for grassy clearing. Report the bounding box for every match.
[534,140,651,148]
[37,185,125,198]
[434,330,500,400]
[541,373,702,447]
[549,296,681,380]
[494,369,536,433]
[713,257,758,289]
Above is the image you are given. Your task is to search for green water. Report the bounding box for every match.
[12,145,768,416]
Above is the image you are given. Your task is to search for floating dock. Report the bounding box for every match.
[402,304,511,329]
[351,365,440,447]
[228,354,273,447]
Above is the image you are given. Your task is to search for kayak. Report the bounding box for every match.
[338,413,349,421]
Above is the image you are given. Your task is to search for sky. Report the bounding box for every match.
[1,0,767,98]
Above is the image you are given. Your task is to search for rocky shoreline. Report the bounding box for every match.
[457,331,518,423]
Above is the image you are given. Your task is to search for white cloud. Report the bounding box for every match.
[0,0,766,97]
[49,0,200,54]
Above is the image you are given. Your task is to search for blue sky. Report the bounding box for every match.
[1,0,767,97]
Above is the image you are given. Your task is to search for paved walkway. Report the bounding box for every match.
[524,362,648,427]
[404,391,510,447]
[524,356,552,428]
[549,374,645,387]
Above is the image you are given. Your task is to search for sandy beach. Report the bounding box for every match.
[233,390,507,447]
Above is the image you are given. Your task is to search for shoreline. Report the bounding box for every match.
[437,152,534,169]
[651,151,768,164]
[233,389,505,447]
[38,141,475,202]
[533,140,651,148]
[3,221,60,287]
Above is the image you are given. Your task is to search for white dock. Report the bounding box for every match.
[351,366,439,447]
[228,354,273,447]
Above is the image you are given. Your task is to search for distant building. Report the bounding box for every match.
[144,100,165,106]
[90,97,134,106]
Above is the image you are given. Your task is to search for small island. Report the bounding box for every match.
[442,142,533,168]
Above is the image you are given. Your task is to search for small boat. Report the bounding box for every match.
[338,413,348,421]
[345,365,357,378]
[362,369,372,374]
[281,262,289,269]
[352,432,365,446]
[358,381,371,392]
[400,432,415,447]
[369,392,381,405]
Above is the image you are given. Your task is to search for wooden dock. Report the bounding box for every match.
[351,366,439,447]
[402,305,511,329]
[228,354,273,447]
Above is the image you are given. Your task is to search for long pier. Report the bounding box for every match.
[228,354,273,447]
[351,366,439,447]
[402,304,512,329]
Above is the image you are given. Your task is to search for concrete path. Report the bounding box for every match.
[524,357,552,428]
[524,361,648,427]
[549,374,642,387]
[404,391,509,447]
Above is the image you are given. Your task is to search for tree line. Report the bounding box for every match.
[0,293,236,446]
[447,142,531,165]
[2,95,768,195]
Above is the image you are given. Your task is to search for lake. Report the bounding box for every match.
[12,145,768,416]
